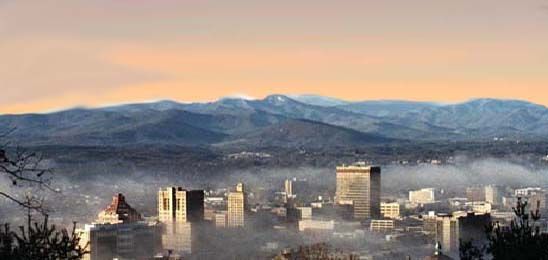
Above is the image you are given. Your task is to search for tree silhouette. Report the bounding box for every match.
[0,130,88,259]
[0,128,55,213]
[0,217,88,259]
[460,197,548,259]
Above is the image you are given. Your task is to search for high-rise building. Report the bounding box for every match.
[228,183,246,227]
[158,187,204,255]
[484,185,501,206]
[285,178,295,197]
[409,188,436,204]
[284,178,308,198]
[80,222,162,260]
[435,214,459,253]
[458,212,491,250]
[158,187,204,223]
[466,187,485,202]
[336,163,381,220]
[79,194,161,260]
[433,212,491,254]
[380,202,400,219]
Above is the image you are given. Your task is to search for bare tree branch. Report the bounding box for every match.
[0,192,47,215]
[0,129,57,215]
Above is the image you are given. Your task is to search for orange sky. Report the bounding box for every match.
[2,0,548,114]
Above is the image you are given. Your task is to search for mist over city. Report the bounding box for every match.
[3,0,548,259]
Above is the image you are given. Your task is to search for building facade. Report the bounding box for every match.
[380,202,400,219]
[97,193,142,224]
[435,214,458,253]
[370,219,395,233]
[80,222,161,260]
[158,187,205,255]
[484,185,501,206]
[79,193,161,260]
[228,183,246,227]
[458,212,491,250]
[466,187,486,202]
[336,163,381,220]
[284,178,308,199]
[214,211,228,228]
[158,187,204,223]
[409,188,436,204]
[298,219,335,232]
[432,212,491,254]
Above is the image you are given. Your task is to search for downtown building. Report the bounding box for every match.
[466,187,486,202]
[158,187,205,256]
[484,185,501,206]
[284,177,309,199]
[433,212,491,254]
[380,202,400,219]
[335,163,381,220]
[228,183,246,227]
[79,194,162,260]
[370,219,396,233]
[409,188,437,204]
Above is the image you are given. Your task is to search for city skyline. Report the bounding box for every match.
[2,1,548,259]
[2,0,548,113]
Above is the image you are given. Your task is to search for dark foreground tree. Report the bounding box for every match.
[0,130,88,259]
[0,217,88,260]
[460,198,548,260]
[459,239,485,260]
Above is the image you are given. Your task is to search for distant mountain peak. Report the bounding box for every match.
[264,94,293,105]
[288,94,349,107]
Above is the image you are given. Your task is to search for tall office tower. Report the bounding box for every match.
[284,178,308,198]
[409,188,437,204]
[158,187,204,255]
[228,183,246,227]
[435,214,459,253]
[466,187,486,202]
[158,187,204,223]
[285,178,295,197]
[336,163,381,220]
[484,185,501,206]
[458,212,491,250]
[433,212,491,254]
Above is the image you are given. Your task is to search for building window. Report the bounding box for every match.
[163,198,169,210]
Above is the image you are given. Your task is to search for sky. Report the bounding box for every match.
[2,0,548,114]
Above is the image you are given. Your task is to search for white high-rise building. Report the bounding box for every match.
[409,188,436,204]
[484,185,501,206]
[228,183,246,227]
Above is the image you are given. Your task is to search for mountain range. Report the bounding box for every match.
[2,95,548,148]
